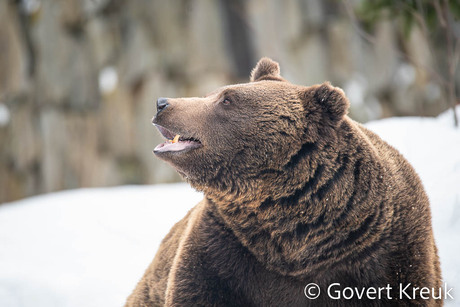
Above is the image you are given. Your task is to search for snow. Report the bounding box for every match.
[98,66,118,95]
[0,184,203,307]
[0,103,10,127]
[19,0,41,15]
[1,108,459,306]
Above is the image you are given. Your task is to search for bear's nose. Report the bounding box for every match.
[157,97,169,113]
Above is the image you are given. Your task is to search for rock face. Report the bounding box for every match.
[0,0,452,202]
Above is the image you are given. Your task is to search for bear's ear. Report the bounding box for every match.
[250,57,282,82]
[304,82,350,126]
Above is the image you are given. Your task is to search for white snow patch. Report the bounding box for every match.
[343,74,367,106]
[20,0,41,15]
[0,103,10,127]
[0,107,459,306]
[98,66,118,95]
[394,62,416,88]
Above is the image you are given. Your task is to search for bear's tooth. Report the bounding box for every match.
[172,135,180,143]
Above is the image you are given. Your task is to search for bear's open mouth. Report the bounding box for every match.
[153,125,202,153]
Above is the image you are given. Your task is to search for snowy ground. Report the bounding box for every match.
[0,108,459,307]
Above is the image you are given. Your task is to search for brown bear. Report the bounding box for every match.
[125,58,442,306]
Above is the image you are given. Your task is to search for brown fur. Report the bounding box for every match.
[126,58,442,306]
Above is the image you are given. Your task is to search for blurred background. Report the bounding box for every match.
[1,0,459,203]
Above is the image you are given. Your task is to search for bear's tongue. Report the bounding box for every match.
[154,141,194,152]
[154,134,201,153]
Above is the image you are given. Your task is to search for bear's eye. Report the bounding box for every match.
[222,98,232,105]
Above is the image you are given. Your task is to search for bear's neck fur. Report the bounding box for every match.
[202,117,392,277]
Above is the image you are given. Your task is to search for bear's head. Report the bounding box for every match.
[152,58,350,201]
